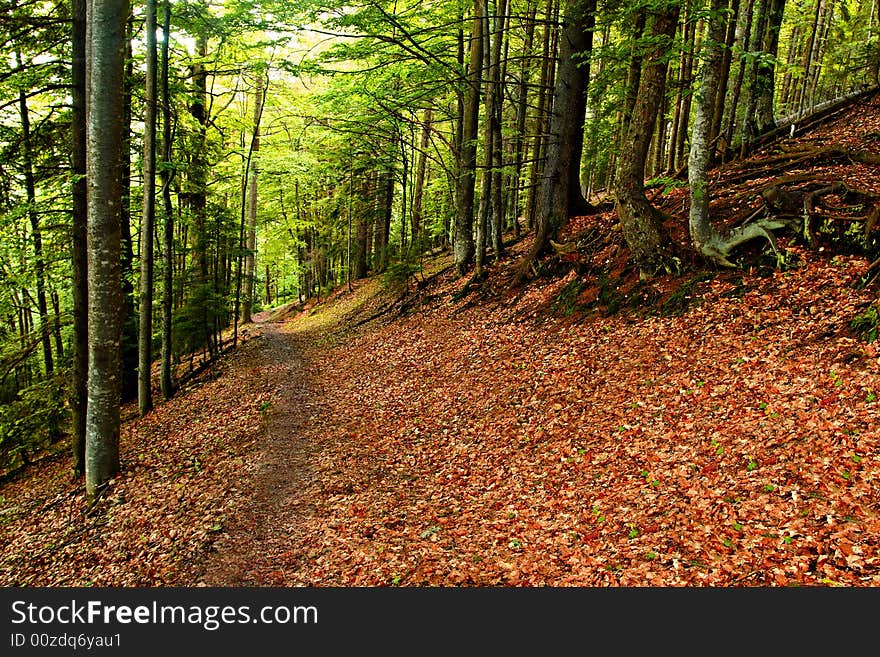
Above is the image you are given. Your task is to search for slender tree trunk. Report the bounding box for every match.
[411,108,432,250]
[690,0,728,258]
[476,0,500,275]
[674,14,697,170]
[160,0,174,401]
[528,0,596,262]
[795,0,823,114]
[740,0,770,156]
[85,0,128,502]
[753,0,786,132]
[710,0,740,151]
[511,0,537,237]
[71,0,87,477]
[526,0,557,230]
[138,0,157,415]
[722,0,754,157]
[17,66,53,377]
[51,290,63,360]
[119,17,137,403]
[614,3,681,278]
[454,0,484,276]
[242,71,263,324]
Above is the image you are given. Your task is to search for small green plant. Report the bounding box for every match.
[830,370,843,387]
[381,255,421,293]
[747,458,758,472]
[552,278,584,317]
[627,525,639,539]
[763,484,775,492]
[850,305,880,343]
[644,551,658,560]
[391,573,402,585]
[722,538,733,548]
[420,525,441,539]
[509,538,523,550]
[866,389,877,403]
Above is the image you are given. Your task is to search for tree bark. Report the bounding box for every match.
[85,0,128,502]
[529,0,596,260]
[614,3,681,277]
[753,0,786,133]
[71,0,87,476]
[709,0,740,151]
[411,108,432,250]
[454,0,484,276]
[243,71,263,324]
[689,0,729,260]
[138,0,157,416]
[510,0,538,237]
[160,0,174,401]
[17,63,53,378]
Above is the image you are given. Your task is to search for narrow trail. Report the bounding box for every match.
[198,319,319,586]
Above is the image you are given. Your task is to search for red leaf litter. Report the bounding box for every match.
[3,96,880,588]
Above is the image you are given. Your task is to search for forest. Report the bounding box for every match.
[1,0,879,587]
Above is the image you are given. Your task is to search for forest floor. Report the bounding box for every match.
[3,94,880,587]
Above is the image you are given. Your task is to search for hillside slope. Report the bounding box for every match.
[1,93,879,587]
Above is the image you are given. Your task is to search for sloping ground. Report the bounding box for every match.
[278,247,879,586]
[1,93,879,587]
[0,331,274,586]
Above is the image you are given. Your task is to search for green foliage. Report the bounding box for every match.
[0,373,69,473]
[850,304,880,343]
[381,252,420,294]
[552,278,584,316]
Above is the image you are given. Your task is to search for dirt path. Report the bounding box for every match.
[198,319,319,586]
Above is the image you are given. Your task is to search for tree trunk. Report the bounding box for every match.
[243,71,263,324]
[722,0,754,156]
[614,3,681,278]
[476,0,500,275]
[119,17,138,403]
[740,0,770,156]
[689,0,729,260]
[525,0,557,230]
[138,0,157,416]
[709,0,740,151]
[71,0,87,477]
[511,0,537,237]
[454,0,484,276]
[17,65,53,378]
[160,0,174,401]
[411,108,432,250]
[85,0,128,502]
[753,0,786,133]
[529,0,596,260]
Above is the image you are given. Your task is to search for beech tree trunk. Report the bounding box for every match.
[85,0,128,501]
[614,3,681,277]
[530,0,596,260]
[411,108,431,250]
[454,0,484,276]
[17,67,53,378]
[71,0,87,476]
[160,0,174,401]
[138,0,157,416]
[690,0,729,258]
[243,72,263,324]
[753,0,786,133]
